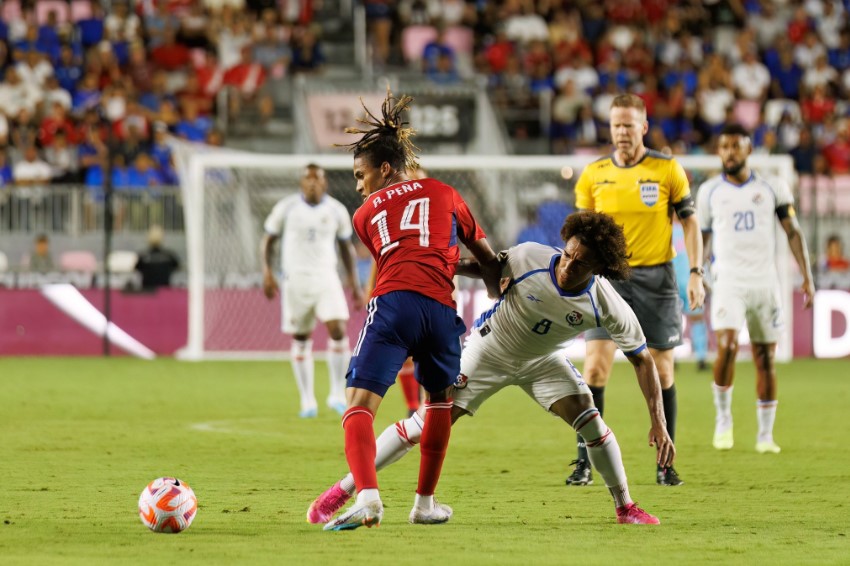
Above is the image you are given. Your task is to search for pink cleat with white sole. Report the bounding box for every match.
[307,482,352,524]
[616,502,660,525]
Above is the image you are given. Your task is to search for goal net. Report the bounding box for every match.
[172,147,796,361]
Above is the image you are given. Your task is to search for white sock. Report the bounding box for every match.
[290,339,315,411]
[326,338,350,402]
[757,400,778,442]
[356,488,380,505]
[713,383,734,428]
[413,493,433,511]
[339,412,424,495]
[573,408,631,508]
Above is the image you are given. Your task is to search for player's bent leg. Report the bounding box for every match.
[712,329,739,450]
[753,342,780,453]
[550,395,659,524]
[570,338,616,484]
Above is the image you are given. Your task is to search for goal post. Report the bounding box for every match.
[172,148,796,362]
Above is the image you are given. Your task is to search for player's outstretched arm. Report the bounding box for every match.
[466,238,502,299]
[627,349,675,467]
[260,233,279,300]
[780,215,815,308]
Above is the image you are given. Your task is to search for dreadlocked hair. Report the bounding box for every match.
[560,211,632,281]
[338,90,420,172]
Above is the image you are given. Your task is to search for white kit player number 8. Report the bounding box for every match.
[371,198,431,255]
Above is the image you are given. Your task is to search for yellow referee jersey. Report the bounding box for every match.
[575,150,690,267]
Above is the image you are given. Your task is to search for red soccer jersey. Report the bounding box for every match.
[353,177,486,309]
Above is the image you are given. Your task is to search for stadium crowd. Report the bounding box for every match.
[378,0,850,176]
[0,0,323,193]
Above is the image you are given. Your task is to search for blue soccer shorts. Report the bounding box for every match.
[346,290,466,397]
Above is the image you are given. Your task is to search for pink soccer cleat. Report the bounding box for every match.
[616,502,660,525]
[307,482,352,524]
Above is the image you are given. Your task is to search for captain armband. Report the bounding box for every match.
[672,195,696,219]
[775,204,795,220]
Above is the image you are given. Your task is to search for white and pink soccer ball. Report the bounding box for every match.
[138,477,198,533]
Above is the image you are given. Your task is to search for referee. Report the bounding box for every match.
[566,94,705,487]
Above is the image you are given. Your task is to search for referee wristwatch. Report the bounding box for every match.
[689,266,705,277]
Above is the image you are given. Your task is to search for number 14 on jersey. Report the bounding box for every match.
[371,198,431,255]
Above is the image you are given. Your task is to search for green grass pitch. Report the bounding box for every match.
[2,357,848,565]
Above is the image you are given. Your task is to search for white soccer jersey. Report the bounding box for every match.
[263,194,353,278]
[473,242,646,358]
[697,172,793,287]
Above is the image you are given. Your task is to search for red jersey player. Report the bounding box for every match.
[320,92,501,531]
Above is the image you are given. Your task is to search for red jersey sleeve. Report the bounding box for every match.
[452,188,486,246]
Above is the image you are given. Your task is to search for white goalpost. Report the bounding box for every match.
[173,149,796,362]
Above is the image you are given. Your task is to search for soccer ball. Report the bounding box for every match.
[138,477,198,533]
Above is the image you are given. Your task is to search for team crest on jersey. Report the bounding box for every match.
[454,373,469,389]
[752,193,764,204]
[566,311,583,326]
[639,181,659,207]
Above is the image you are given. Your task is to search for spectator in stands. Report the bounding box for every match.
[426,52,460,85]
[824,235,850,273]
[829,29,850,72]
[363,0,394,66]
[769,46,804,100]
[803,54,839,91]
[791,127,818,175]
[72,73,102,115]
[54,44,83,96]
[176,1,210,49]
[135,225,180,290]
[503,0,549,45]
[422,28,455,74]
[127,42,155,94]
[290,26,324,74]
[77,1,105,48]
[44,130,80,183]
[823,120,850,174]
[28,233,54,273]
[732,48,771,101]
[144,0,179,49]
[174,99,213,142]
[213,14,251,70]
[127,153,164,188]
[0,149,13,186]
[13,145,51,186]
[223,44,274,121]
[104,1,141,44]
[150,29,190,72]
[42,75,72,111]
[252,22,292,79]
[0,67,41,117]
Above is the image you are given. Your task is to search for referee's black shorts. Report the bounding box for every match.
[585,262,683,350]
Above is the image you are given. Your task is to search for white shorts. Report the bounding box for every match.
[281,274,349,335]
[454,331,590,415]
[710,283,783,344]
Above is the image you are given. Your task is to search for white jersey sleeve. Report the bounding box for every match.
[331,198,354,240]
[263,195,296,236]
[769,176,794,208]
[595,277,646,354]
[696,178,715,232]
